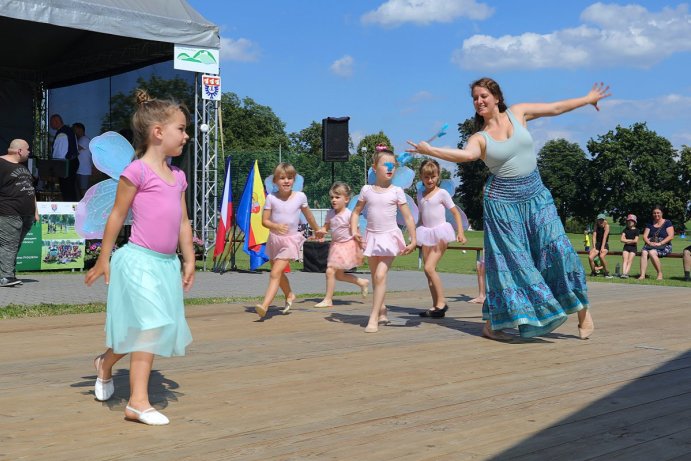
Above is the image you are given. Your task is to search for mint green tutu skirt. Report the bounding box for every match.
[105,243,192,357]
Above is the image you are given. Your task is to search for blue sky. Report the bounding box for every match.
[187,0,691,168]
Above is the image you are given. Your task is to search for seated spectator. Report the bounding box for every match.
[619,214,639,278]
[588,213,612,278]
[683,245,690,282]
[638,206,674,280]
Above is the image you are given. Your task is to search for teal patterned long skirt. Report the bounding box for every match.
[482,169,589,338]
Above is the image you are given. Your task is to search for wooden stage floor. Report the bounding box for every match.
[1,282,690,460]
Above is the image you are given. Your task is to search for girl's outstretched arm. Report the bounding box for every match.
[511,82,611,123]
[178,196,195,292]
[398,203,417,255]
[85,178,137,286]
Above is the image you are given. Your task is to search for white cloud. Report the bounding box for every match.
[362,0,493,27]
[410,90,435,103]
[605,94,691,120]
[220,37,260,62]
[453,3,691,70]
[330,55,355,77]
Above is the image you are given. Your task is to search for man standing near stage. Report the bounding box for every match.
[50,114,79,201]
[0,139,39,287]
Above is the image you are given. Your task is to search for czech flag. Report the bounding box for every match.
[236,160,270,270]
[214,156,233,258]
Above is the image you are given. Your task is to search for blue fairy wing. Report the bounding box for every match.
[264,175,277,193]
[446,205,469,232]
[89,132,135,179]
[397,193,419,226]
[439,179,455,196]
[264,174,304,193]
[75,179,132,239]
[416,181,425,195]
[292,174,304,191]
[392,166,415,189]
[367,168,376,185]
[347,195,367,235]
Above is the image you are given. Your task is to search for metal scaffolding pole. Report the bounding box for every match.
[192,73,219,270]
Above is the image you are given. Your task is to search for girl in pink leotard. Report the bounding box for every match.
[350,144,416,333]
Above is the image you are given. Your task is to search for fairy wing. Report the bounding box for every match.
[367,165,415,189]
[415,180,469,231]
[89,131,135,179]
[347,195,368,235]
[397,193,419,226]
[75,179,133,239]
[75,132,135,239]
[264,174,304,193]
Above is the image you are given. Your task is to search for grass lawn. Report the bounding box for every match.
[219,230,689,288]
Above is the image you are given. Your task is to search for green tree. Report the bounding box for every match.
[455,118,489,230]
[586,122,686,226]
[678,145,691,226]
[102,75,194,133]
[221,92,290,151]
[537,139,590,225]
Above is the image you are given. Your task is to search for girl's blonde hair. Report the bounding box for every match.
[419,159,441,178]
[329,181,351,198]
[131,89,189,158]
[372,143,395,167]
[272,162,297,180]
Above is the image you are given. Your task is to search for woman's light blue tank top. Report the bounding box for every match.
[479,109,536,178]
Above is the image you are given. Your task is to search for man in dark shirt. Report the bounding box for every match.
[0,139,39,287]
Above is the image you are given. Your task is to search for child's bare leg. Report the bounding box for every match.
[334,269,368,290]
[469,261,486,304]
[125,351,154,412]
[422,244,446,308]
[95,348,126,381]
[316,267,337,307]
[255,259,289,316]
[366,256,393,331]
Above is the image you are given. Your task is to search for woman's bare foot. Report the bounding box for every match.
[578,309,594,339]
[656,273,663,280]
[468,296,485,304]
[481,322,512,341]
[637,276,645,280]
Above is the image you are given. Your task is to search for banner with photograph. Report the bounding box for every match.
[16,202,85,271]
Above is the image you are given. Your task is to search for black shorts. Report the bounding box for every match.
[623,244,637,253]
[595,243,609,251]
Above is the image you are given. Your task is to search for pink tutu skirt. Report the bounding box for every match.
[416,222,455,247]
[328,238,364,269]
[266,232,306,260]
[363,229,406,257]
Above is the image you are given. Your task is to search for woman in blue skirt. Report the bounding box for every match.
[407,78,610,340]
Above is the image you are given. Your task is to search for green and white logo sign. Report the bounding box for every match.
[174,44,220,74]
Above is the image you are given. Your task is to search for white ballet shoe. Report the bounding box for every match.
[125,406,169,426]
[95,377,114,401]
[314,301,332,308]
[364,325,378,333]
[281,298,293,314]
[94,354,114,401]
[255,304,267,318]
[360,283,369,298]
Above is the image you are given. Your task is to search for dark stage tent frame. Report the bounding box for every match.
[0,0,221,258]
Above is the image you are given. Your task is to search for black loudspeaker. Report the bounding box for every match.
[322,116,350,162]
[303,241,330,272]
